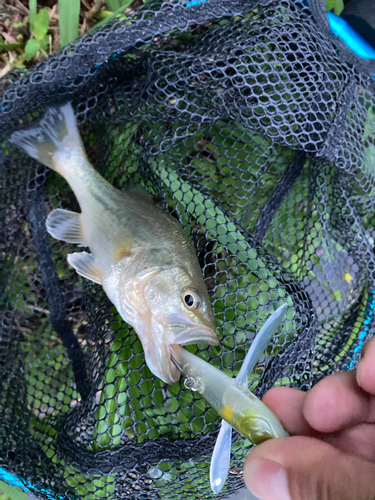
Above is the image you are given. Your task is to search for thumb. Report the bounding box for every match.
[243,436,375,500]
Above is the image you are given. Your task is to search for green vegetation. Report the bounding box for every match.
[0,482,27,500]
[58,0,80,47]
[106,0,132,11]
[24,6,49,59]
[326,0,344,15]
[0,0,139,74]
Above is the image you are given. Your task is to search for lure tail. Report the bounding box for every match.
[210,303,288,494]
[9,102,84,176]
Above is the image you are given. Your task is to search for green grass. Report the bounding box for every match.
[58,0,80,47]
[106,0,131,10]
[28,0,37,30]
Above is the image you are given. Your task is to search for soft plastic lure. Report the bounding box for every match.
[171,303,288,493]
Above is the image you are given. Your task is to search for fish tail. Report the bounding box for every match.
[9,102,84,175]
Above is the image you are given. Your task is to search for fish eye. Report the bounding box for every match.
[182,288,202,310]
[185,294,194,307]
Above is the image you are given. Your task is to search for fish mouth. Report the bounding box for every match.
[165,312,218,346]
[170,326,219,347]
[164,326,218,384]
[144,324,218,385]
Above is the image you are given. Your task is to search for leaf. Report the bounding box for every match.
[106,0,121,9]
[33,8,49,41]
[40,34,50,52]
[334,0,344,14]
[0,41,23,53]
[58,0,80,47]
[95,0,133,27]
[24,38,40,60]
[326,0,344,14]
[29,0,37,30]
[106,0,130,9]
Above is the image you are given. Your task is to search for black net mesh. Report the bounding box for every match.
[1,0,375,498]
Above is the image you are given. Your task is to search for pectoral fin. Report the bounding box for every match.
[46,209,85,244]
[111,233,133,263]
[67,252,102,284]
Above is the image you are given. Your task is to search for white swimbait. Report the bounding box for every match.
[171,303,289,493]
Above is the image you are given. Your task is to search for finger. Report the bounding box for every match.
[244,436,375,500]
[357,336,375,395]
[262,387,314,436]
[326,423,375,463]
[302,370,369,433]
[265,388,375,461]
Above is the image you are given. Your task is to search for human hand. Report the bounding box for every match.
[243,337,375,500]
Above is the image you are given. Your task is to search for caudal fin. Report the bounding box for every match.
[9,102,84,172]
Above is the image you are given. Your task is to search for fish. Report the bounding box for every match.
[170,303,289,494]
[9,102,218,384]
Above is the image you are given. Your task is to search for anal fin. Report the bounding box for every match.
[46,209,85,244]
[67,252,102,284]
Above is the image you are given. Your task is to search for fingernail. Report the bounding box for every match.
[244,458,291,500]
[356,362,362,385]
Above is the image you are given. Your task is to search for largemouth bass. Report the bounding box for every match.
[10,103,218,383]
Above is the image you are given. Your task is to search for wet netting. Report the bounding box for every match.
[1,0,375,498]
